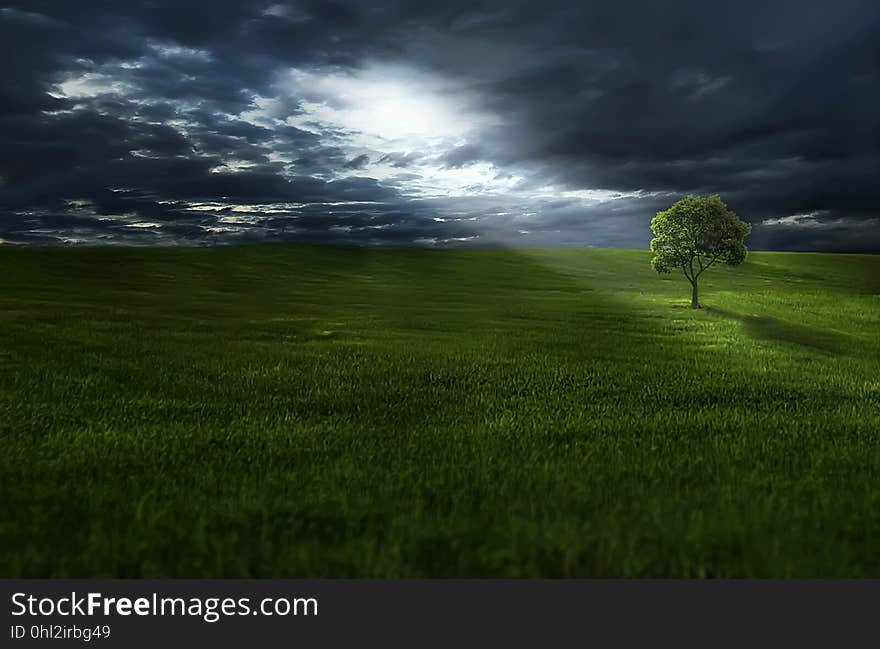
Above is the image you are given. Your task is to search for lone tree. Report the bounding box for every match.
[650,196,751,309]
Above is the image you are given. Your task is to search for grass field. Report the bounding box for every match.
[1,244,878,577]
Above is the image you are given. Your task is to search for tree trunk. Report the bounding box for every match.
[690,280,700,309]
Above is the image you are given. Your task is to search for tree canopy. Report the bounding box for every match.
[650,196,751,308]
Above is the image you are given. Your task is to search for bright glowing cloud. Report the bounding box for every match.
[278,64,492,144]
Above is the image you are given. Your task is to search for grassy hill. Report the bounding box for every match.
[1,244,878,577]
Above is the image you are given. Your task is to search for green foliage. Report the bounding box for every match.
[651,196,751,305]
[0,245,879,577]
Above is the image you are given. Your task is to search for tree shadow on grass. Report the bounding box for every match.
[706,306,850,356]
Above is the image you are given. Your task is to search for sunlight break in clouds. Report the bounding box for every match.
[276,64,490,144]
[239,63,522,199]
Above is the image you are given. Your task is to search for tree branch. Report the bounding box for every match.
[695,251,722,277]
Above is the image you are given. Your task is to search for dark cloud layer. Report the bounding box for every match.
[1,0,878,250]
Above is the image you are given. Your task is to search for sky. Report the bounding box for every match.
[1,1,878,251]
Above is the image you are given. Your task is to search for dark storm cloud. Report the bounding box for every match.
[0,0,878,249]
[343,154,370,170]
[439,144,484,169]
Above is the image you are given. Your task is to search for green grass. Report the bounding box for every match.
[1,244,878,577]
